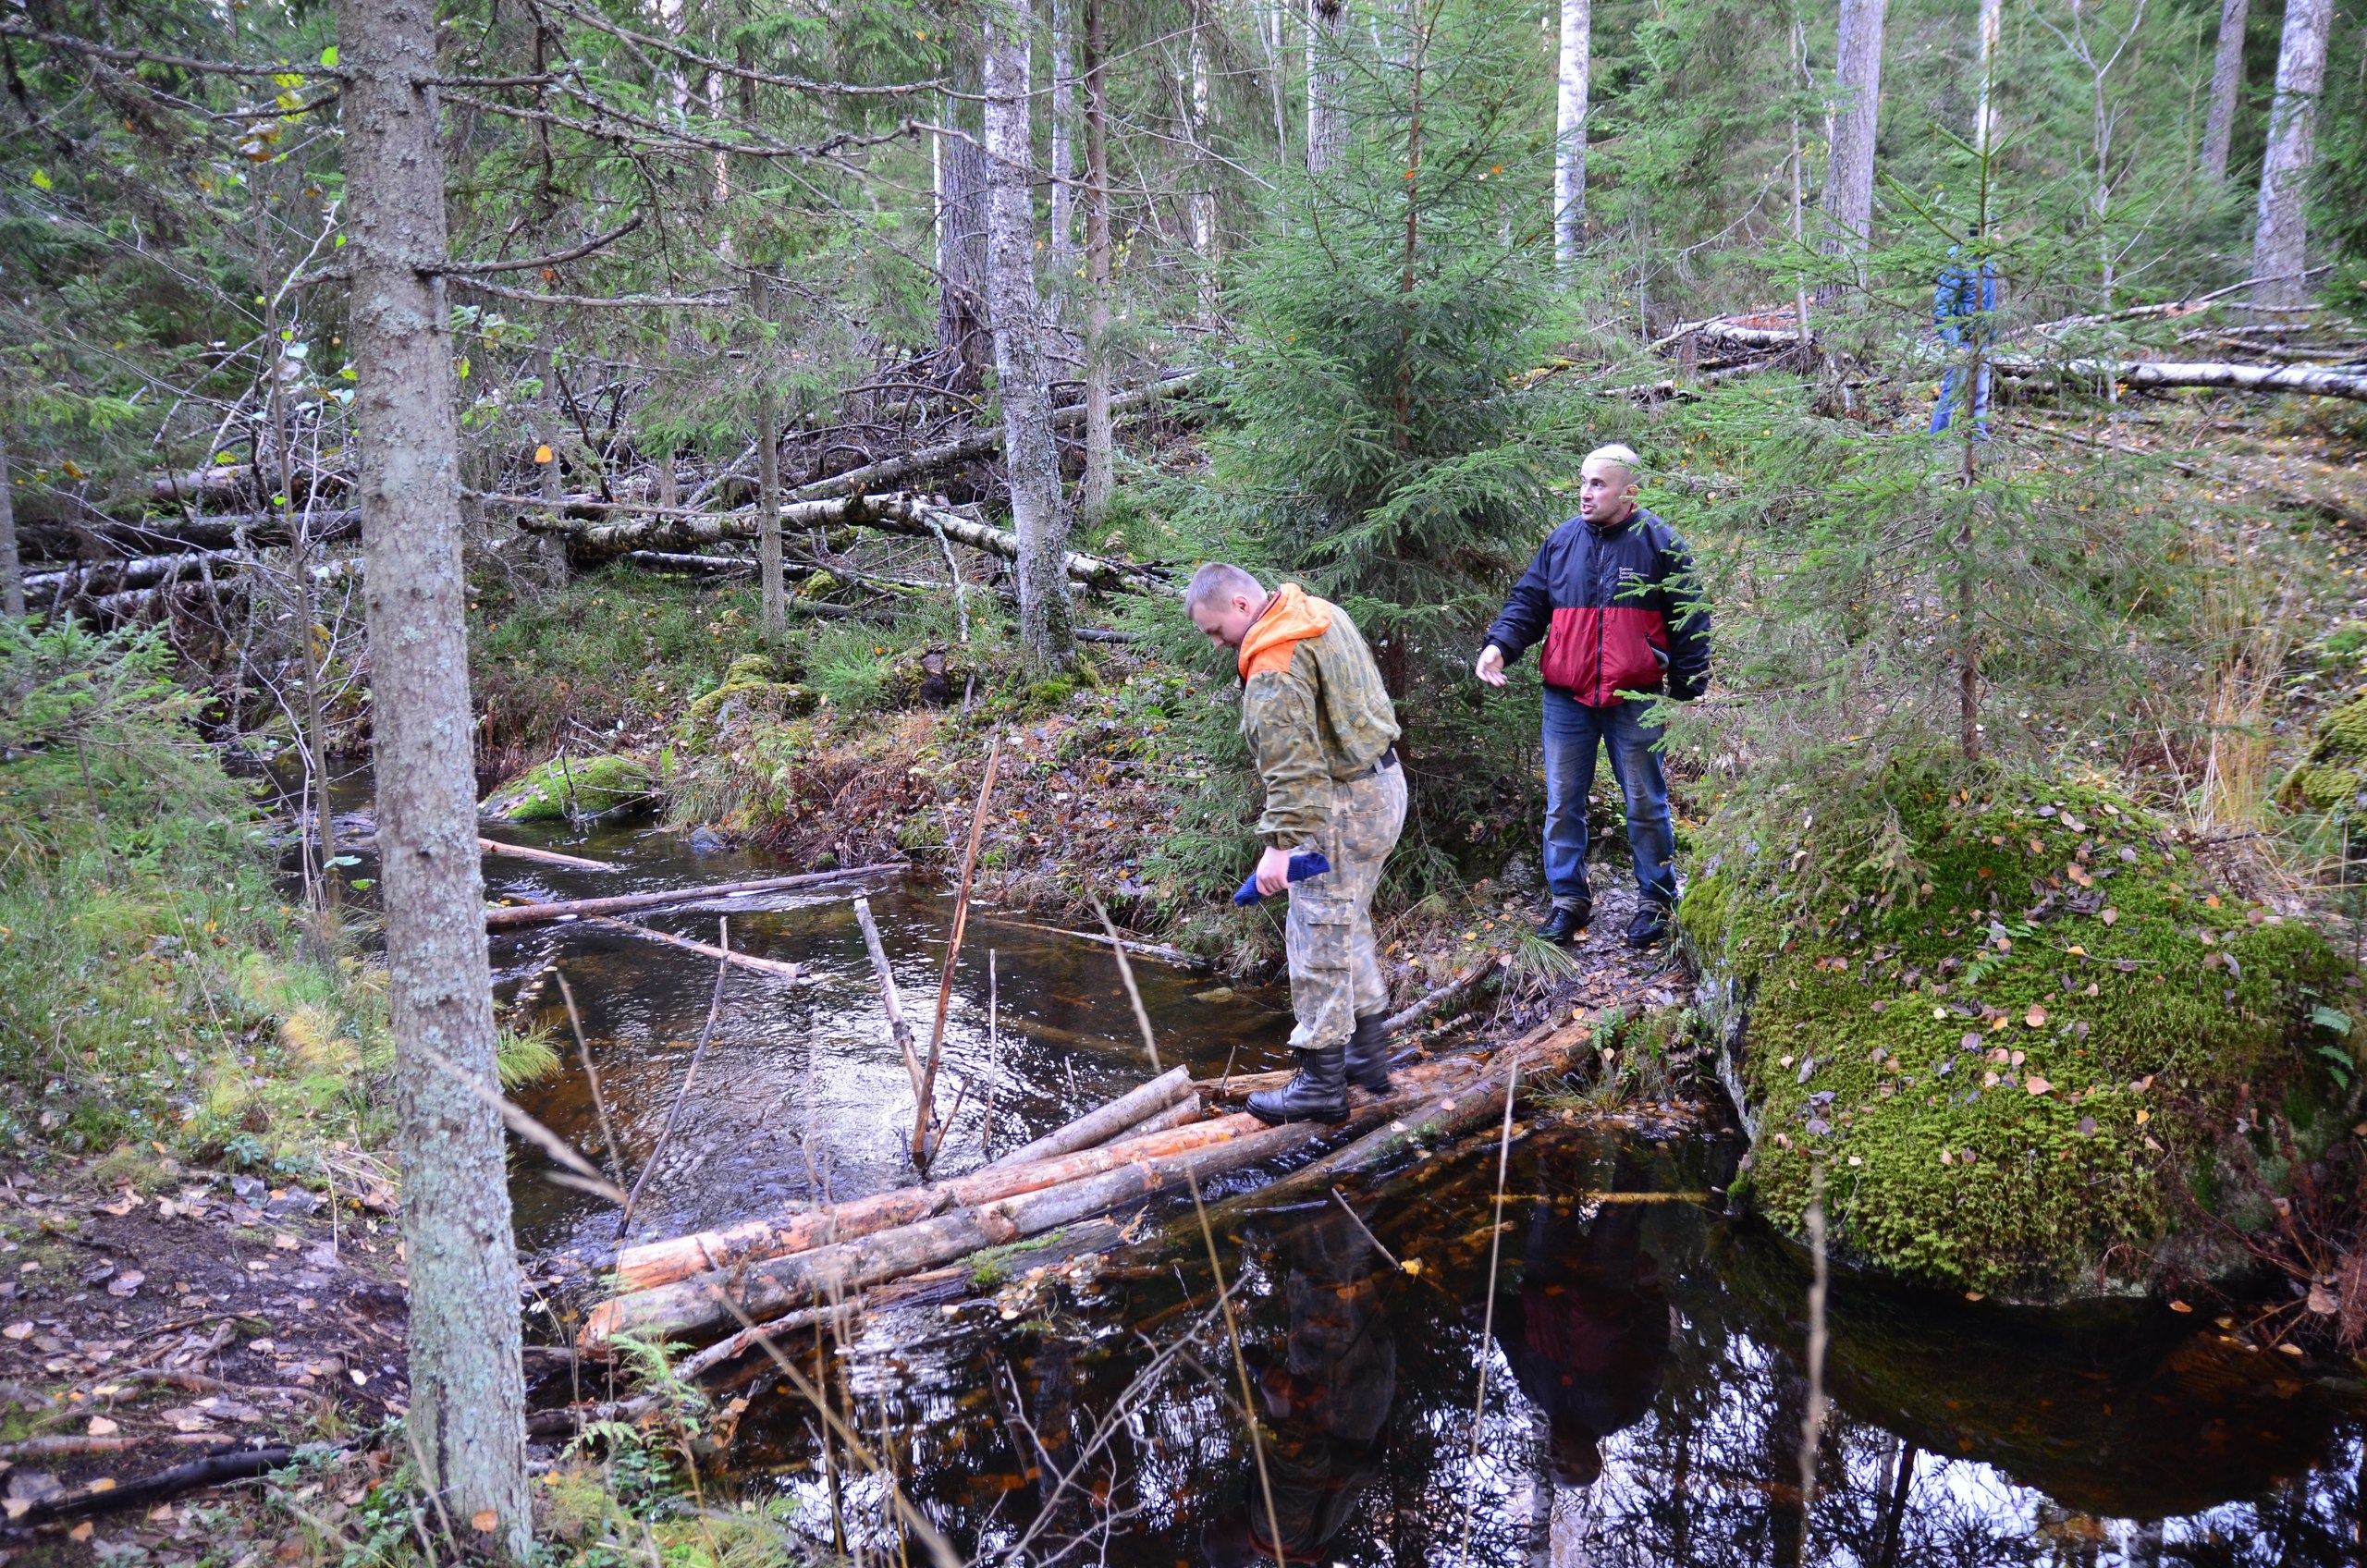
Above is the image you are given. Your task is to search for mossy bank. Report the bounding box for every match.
[1683,758,2363,1303]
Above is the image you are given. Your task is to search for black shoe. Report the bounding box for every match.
[1537,903,1591,945]
[1343,1013,1392,1095]
[1625,904,1672,948]
[1246,1044,1349,1124]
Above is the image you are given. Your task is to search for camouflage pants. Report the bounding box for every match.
[1284,762,1407,1052]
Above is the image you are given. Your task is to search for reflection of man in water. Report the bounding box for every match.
[1497,1153,1672,1488]
[1203,1202,1397,1566]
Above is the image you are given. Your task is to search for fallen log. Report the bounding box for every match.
[1102,1092,1202,1146]
[1380,953,1506,1035]
[981,1064,1196,1171]
[1987,355,2367,404]
[674,1301,859,1383]
[515,491,1169,594]
[785,373,1202,502]
[965,912,1208,968]
[12,1441,325,1525]
[610,1109,1269,1293]
[585,916,806,980]
[583,1115,1321,1346]
[78,557,361,620]
[20,509,360,561]
[484,864,901,930]
[479,838,614,871]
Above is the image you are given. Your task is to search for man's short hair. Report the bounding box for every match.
[1187,561,1265,612]
[1583,444,1644,485]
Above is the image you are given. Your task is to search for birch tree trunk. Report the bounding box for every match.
[1050,0,1076,271]
[1306,0,1345,176]
[2199,0,2250,184]
[1553,0,1589,269]
[1975,0,2003,156]
[337,0,531,1551]
[2250,0,2332,310]
[1822,0,1888,249]
[1188,1,1219,318]
[984,0,1075,671]
[0,435,21,619]
[1081,0,1116,529]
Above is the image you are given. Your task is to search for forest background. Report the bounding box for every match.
[2,0,2367,1557]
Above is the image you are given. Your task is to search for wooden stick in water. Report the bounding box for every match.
[616,920,758,1241]
[917,737,1001,1170]
[484,864,902,930]
[555,972,626,1186]
[980,1064,1194,1171]
[983,950,999,1161]
[583,915,803,980]
[479,837,614,871]
[853,896,920,1096]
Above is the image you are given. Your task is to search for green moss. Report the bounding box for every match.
[482,753,656,824]
[679,653,817,739]
[2276,692,2367,812]
[1684,757,2355,1300]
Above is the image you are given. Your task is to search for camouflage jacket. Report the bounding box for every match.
[1236,584,1402,848]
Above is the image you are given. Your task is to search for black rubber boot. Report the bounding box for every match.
[1246,1043,1350,1125]
[1343,1012,1392,1095]
[1537,902,1591,944]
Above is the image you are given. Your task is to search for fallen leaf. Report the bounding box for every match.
[2169,1299,2193,1313]
[86,1416,117,1437]
[2205,893,2221,909]
[1400,1258,1423,1277]
[2137,1108,2151,1125]
[1964,1291,1985,1302]
[2025,1076,2054,1096]
[106,1270,143,1299]
[88,1478,113,1493]
[2078,1116,2097,1137]
[2101,908,2118,925]
[2307,1281,2338,1315]
[472,1511,498,1534]
[1940,1148,1954,1165]
[68,1522,91,1542]
[1846,1155,1862,1167]
[272,1234,300,1252]
[2,1321,31,1341]
[2025,1004,2048,1028]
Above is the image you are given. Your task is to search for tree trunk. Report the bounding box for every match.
[1553,0,1589,268]
[1306,0,1345,176]
[2199,0,2250,184]
[1822,0,1887,249]
[2250,0,2332,310]
[0,435,21,619]
[1975,0,2003,156]
[1049,0,1076,271]
[1081,0,1115,529]
[938,130,994,391]
[533,348,570,583]
[337,0,531,1551]
[753,274,785,642]
[984,0,1075,672]
[1188,1,1219,319]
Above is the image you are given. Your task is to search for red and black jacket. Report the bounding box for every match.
[1483,507,1710,706]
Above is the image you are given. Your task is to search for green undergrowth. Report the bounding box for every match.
[2277,689,2367,814]
[0,621,552,1190]
[1683,754,2361,1301]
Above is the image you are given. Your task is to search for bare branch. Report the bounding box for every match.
[431,212,642,276]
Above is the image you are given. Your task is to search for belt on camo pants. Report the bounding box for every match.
[1336,744,1399,783]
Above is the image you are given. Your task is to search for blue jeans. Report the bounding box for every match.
[1542,688,1675,911]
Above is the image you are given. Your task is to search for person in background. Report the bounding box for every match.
[1930,238,1999,437]
[1188,563,1404,1122]
[1474,445,1709,948]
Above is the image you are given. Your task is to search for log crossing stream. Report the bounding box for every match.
[364,802,2364,1565]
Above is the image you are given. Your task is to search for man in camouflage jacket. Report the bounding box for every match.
[1188,562,1405,1123]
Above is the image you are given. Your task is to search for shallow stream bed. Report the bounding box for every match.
[411,809,2366,1564]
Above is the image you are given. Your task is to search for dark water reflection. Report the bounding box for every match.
[314,795,2367,1564]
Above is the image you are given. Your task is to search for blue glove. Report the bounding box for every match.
[1234,851,1331,906]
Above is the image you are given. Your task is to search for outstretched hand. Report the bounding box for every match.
[1474,644,1507,688]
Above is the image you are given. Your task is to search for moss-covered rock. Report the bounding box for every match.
[1682,758,2360,1302]
[2275,691,2367,812]
[481,753,656,824]
[680,654,817,739]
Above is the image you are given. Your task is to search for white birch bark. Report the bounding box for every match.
[2250,0,2332,309]
[1189,2,1219,316]
[1975,0,2004,156]
[1554,0,1589,268]
[2199,0,2250,184]
[1306,0,1345,175]
[336,0,530,1551]
[1050,0,1076,270]
[984,0,1075,669]
[1821,0,1888,248]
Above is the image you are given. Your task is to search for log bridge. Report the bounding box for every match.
[579,1007,1589,1363]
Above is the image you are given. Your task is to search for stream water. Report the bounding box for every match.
[341,801,2367,1565]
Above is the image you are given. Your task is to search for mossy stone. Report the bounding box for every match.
[481,753,656,824]
[1682,758,2358,1302]
[681,652,818,739]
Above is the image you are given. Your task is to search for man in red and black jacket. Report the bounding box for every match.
[1476,445,1709,948]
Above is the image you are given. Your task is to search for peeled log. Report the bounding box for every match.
[612,1109,1269,1293]
[1987,356,2367,404]
[1100,1093,1201,1146]
[981,1064,1195,1171]
[583,1116,1318,1344]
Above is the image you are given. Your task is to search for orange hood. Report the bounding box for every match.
[1237,582,1333,680]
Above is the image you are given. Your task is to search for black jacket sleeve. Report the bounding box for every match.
[1483,531,1559,663]
[1658,528,1711,700]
